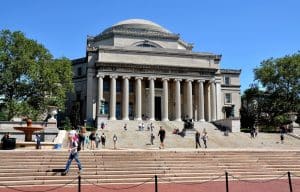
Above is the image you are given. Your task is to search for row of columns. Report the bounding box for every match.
[96,74,218,121]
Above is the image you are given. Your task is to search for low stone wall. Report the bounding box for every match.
[0,121,59,142]
[214,118,241,133]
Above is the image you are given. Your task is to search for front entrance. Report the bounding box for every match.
[155,97,162,120]
[224,106,234,118]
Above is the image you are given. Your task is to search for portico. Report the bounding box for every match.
[95,74,219,122]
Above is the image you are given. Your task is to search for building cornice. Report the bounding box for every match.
[95,62,217,78]
[220,69,241,75]
[221,85,241,88]
[72,57,86,65]
[94,45,221,60]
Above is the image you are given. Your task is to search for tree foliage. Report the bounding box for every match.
[247,52,300,127]
[0,29,73,120]
[254,52,300,112]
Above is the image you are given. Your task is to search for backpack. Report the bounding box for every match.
[72,140,81,152]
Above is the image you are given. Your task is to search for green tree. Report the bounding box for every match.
[253,52,300,126]
[240,85,261,129]
[0,29,73,120]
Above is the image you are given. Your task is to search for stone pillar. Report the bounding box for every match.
[135,77,142,120]
[86,53,97,120]
[174,79,182,121]
[210,80,216,121]
[96,73,104,115]
[198,79,205,122]
[215,78,222,120]
[109,75,117,120]
[186,79,193,119]
[149,77,156,121]
[162,78,169,121]
[122,76,130,120]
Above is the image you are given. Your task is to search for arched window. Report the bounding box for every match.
[132,40,162,48]
[136,43,156,48]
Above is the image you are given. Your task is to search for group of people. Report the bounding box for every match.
[195,130,208,149]
[78,130,107,150]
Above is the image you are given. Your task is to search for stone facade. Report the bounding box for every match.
[68,19,241,126]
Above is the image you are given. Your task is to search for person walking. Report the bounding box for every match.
[150,132,155,145]
[195,131,201,148]
[95,133,101,148]
[158,126,166,149]
[89,131,96,150]
[280,126,285,144]
[101,133,106,148]
[202,131,208,148]
[35,133,41,149]
[78,131,85,151]
[113,134,118,149]
[62,134,82,176]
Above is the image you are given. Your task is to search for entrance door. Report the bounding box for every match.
[155,97,161,120]
[224,106,233,118]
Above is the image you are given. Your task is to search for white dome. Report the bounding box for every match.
[111,19,171,33]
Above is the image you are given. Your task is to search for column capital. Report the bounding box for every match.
[109,74,118,79]
[185,79,193,82]
[162,77,169,81]
[174,78,182,82]
[210,78,215,84]
[96,73,105,78]
[135,76,143,80]
[148,76,156,81]
[197,79,205,83]
[215,78,222,84]
[122,75,131,80]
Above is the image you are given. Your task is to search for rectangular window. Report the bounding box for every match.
[104,101,109,115]
[224,76,230,85]
[225,93,232,104]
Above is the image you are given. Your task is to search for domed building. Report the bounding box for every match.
[70,19,241,128]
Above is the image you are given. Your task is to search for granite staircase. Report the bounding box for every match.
[0,150,300,187]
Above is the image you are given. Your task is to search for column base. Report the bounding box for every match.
[122,117,129,121]
[109,117,116,120]
[175,118,182,122]
[162,118,169,122]
[199,119,205,122]
[135,117,142,121]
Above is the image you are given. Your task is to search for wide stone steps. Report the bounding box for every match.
[0,150,299,187]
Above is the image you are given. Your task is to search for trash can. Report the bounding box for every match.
[2,138,16,150]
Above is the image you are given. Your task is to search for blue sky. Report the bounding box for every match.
[1,0,299,92]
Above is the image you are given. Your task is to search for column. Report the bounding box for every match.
[135,77,142,120]
[162,78,169,121]
[109,75,117,120]
[210,80,216,121]
[122,76,130,120]
[215,78,222,120]
[198,80,205,121]
[174,79,182,121]
[97,73,104,115]
[149,77,155,121]
[186,79,193,119]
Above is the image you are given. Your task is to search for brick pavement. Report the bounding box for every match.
[1,179,300,192]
